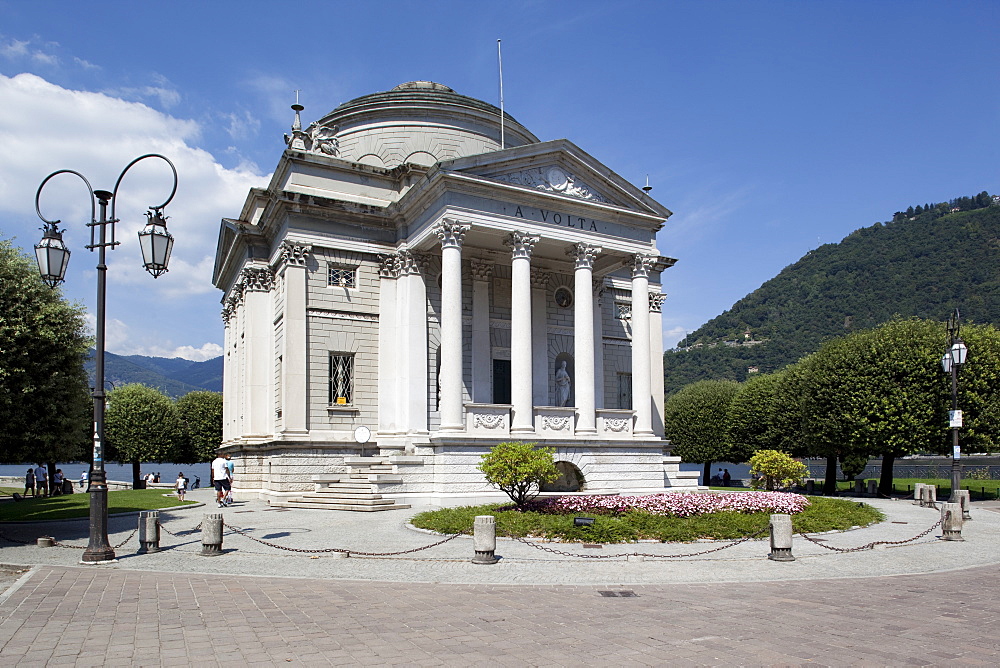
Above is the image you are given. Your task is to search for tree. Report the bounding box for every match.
[727,372,784,460]
[840,453,868,481]
[748,450,808,491]
[664,379,741,485]
[175,391,223,463]
[0,237,91,465]
[797,319,948,495]
[104,383,183,486]
[477,441,558,508]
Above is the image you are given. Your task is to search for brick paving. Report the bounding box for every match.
[1,563,999,666]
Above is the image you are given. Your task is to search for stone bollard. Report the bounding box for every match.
[201,513,224,556]
[955,490,972,520]
[37,536,54,548]
[941,503,964,541]
[768,514,795,561]
[866,480,878,497]
[920,485,938,509]
[471,515,499,565]
[138,510,160,554]
[912,483,926,505]
[805,479,815,495]
[854,479,865,496]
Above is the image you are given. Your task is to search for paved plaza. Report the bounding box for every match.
[1,490,999,665]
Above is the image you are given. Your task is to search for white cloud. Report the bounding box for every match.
[222,109,261,141]
[661,325,689,349]
[1,72,269,358]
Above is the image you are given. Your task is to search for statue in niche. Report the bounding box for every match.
[555,360,572,407]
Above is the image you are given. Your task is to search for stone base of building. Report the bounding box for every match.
[221,436,701,508]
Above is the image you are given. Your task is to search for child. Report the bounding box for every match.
[175,472,188,502]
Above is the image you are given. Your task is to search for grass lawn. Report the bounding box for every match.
[0,488,196,522]
[825,478,1000,499]
[410,496,882,543]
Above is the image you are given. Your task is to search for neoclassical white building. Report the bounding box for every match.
[212,81,699,509]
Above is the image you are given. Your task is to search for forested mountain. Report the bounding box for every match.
[85,352,223,398]
[665,193,1000,394]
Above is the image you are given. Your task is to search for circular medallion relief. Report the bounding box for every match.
[546,167,569,191]
[554,286,573,308]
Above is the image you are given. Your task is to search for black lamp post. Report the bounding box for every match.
[33,154,177,563]
[941,309,968,503]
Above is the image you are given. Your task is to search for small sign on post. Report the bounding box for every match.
[949,410,963,429]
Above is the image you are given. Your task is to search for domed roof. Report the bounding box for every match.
[314,81,538,169]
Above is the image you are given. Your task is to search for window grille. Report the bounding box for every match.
[328,264,357,288]
[616,302,632,319]
[329,353,354,405]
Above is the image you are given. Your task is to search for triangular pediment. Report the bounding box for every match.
[437,139,671,218]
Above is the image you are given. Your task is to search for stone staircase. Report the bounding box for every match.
[270,456,420,512]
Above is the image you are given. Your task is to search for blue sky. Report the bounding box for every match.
[0,1,997,360]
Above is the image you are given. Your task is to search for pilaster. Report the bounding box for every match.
[278,242,310,435]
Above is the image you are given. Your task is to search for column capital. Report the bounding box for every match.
[279,241,311,267]
[378,253,403,278]
[568,243,602,269]
[241,266,274,293]
[649,292,666,313]
[398,250,431,276]
[434,219,470,249]
[221,304,233,325]
[632,253,657,279]
[530,267,550,289]
[470,258,494,282]
[505,231,539,259]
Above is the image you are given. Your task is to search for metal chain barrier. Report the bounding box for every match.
[158,520,202,537]
[798,516,944,553]
[222,521,467,557]
[504,525,770,560]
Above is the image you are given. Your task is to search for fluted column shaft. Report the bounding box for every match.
[631,255,654,436]
[570,243,601,434]
[507,232,538,433]
[436,220,470,432]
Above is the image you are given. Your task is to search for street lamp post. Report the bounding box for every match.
[941,309,968,504]
[33,154,177,563]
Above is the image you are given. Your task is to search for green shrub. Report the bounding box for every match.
[749,449,808,490]
[477,441,558,508]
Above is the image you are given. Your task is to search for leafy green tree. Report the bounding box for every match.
[727,372,784,460]
[104,383,183,486]
[664,379,741,485]
[798,319,947,495]
[840,453,868,481]
[477,441,558,508]
[748,450,808,490]
[175,391,223,463]
[952,323,1000,455]
[0,237,91,465]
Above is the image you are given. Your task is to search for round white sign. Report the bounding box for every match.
[353,425,372,444]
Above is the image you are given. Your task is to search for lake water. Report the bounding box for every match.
[0,462,212,486]
[2,461,744,487]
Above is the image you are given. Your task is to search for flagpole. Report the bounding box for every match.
[498,39,505,150]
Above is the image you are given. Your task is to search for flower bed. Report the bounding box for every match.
[525,491,810,517]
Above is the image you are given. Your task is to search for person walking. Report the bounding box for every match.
[211,453,232,508]
[24,468,35,497]
[224,455,235,504]
[34,464,48,497]
[52,469,64,495]
[175,472,188,502]
[723,469,732,487]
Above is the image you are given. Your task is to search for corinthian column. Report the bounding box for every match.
[279,242,310,436]
[631,255,655,436]
[568,243,601,434]
[435,220,470,432]
[506,231,539,433]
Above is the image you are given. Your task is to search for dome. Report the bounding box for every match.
[314,82,539,169]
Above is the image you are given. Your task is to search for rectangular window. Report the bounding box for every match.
[328,353,354,405]
[328,264,357,288]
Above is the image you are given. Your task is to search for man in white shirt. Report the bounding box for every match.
[211,453,232,508]
[34,464,48,497]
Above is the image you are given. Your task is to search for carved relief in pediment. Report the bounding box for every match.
[492,166,611,204]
